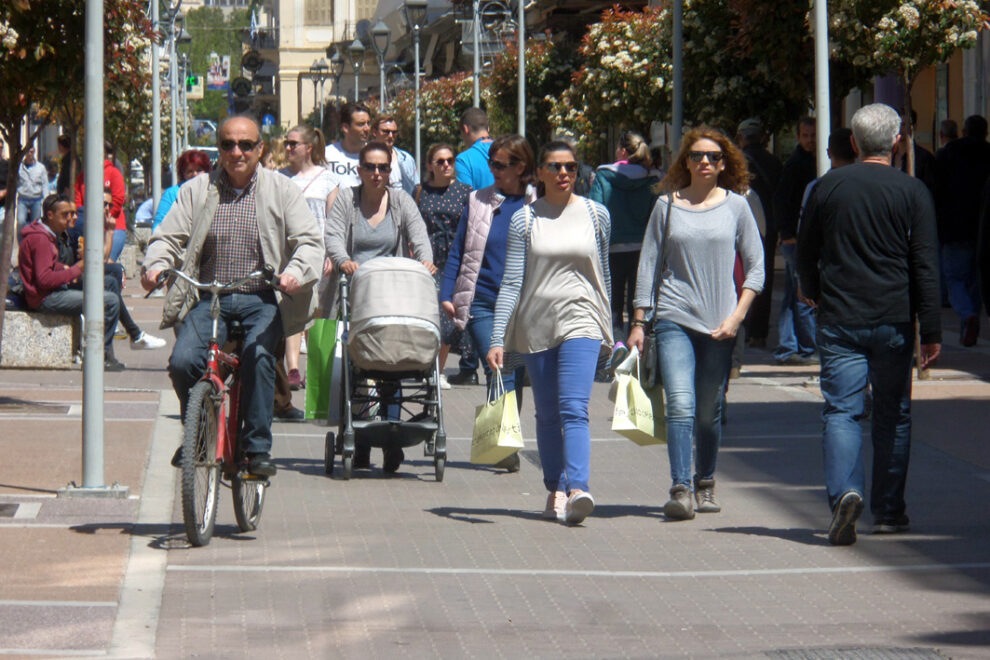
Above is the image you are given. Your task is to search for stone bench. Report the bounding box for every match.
[0,311,78,369]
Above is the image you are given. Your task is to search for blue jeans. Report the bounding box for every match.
[817,323,913,519]
[941,241,980,321]
[655,320,734,487]
[467,297,524,400]
[168,291,282,456]
[109,229,126,262]
[523,337,600,494]
[36,288,120,360]
[16,196,43,228]
[774,242,817,361]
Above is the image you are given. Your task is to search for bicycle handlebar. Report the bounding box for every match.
[148,265,280,298]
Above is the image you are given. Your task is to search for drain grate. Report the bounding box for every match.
[767,649,945,659]
[0,503,18,517]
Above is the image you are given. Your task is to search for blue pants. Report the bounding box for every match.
[466,298,524,400]
[654,320,734,487]
[109,229,126,263]
[941,241,980,322]
[36,288,120,360]
[17,196,43,228]
[774,242,817,361]
[818,323,913,519]
[168,291,282,456]
[523,337,600,494]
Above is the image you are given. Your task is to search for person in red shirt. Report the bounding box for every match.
[19,194,124,370]
[74,140,127,261]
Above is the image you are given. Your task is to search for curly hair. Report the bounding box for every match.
[658,125,750,194]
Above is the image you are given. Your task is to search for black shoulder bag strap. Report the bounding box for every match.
[641,193,673,388]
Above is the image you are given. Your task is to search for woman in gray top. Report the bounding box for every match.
[627,126,764,521]
[323,141,435,473]
[488,141,612,526]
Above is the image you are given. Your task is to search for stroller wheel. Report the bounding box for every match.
[434,453,445,482]
[323,432,335,475]
[341,453,353,480]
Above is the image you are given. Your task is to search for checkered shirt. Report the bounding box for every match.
[198,170,266,293]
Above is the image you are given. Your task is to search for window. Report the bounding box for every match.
[305,0,334,26]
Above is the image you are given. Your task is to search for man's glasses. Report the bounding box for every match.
[377,128,398,136]
[219,139,260,153]
[687,151,724,163]
[284,140,302,149]
[103,202,113,209]
[433,157,454,166]
[543,161,579,174]
[360,163,392,174]
[488,158,518,172]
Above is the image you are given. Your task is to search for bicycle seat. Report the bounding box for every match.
[228,320,246,342]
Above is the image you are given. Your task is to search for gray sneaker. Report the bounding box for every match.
[663,484,696,520]
[694,478,721,513]
[828,490,864,545]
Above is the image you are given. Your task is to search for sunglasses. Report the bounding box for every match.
[488,158,519,172]
[284,140,302,149]
[687,150,724,163]
[433,157,454,166]
[543,161,579,174]
[377,128,398,136]
[219,139,260,153]
[103,202,113,209]
[360,162,392,174]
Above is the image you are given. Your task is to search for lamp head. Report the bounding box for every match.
[371,20,391,57]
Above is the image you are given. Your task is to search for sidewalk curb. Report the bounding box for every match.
[108,391,178,659]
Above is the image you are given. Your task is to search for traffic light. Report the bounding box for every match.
[186,74,198,91]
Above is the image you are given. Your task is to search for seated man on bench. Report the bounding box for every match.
[19,194,124,371]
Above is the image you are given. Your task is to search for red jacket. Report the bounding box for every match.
[18,222,83,309]
[75,159,126,231]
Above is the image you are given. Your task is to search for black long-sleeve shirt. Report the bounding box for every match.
[796,162,942,344]
[774,146,817,241]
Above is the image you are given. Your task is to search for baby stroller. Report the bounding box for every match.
[323,257,447,481]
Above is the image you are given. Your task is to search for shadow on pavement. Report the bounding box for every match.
[69,521,256,548]
[707,525,825,546]
[909,612,990,647]
[426,506,543,524]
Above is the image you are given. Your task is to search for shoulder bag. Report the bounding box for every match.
[640,193,673,388]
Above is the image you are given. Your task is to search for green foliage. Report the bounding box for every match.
[184,5,249,123]
[191,90,230,124]
[385,72,476,151]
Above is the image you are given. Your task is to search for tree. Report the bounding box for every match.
[185,6,249,124]
[385,72,477,151]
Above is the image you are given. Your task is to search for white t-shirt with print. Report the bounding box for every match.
[279,166,338,233]
[324,142,361,187]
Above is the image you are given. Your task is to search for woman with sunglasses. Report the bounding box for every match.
[487,141,612,525]
[280,124,339,390]
[626,126,764,521]
[416,143,473,390]
[440,135,536,472]
[324,141,435,473]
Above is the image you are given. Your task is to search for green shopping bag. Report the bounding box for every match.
[470,369,524,464]
[305,318,340,420]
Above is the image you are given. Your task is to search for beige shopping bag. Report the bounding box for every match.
[611,357,666,446]
[471,370,524,464]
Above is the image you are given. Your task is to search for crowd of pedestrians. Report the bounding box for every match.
[6,97,990,544]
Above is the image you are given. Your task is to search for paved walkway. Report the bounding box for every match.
[1,281,989,658]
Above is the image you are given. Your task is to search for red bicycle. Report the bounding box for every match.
[155,266,279,546]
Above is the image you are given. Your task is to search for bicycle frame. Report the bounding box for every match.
[202,293,243,477]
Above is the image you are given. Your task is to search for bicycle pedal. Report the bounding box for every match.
[236,471,270,486]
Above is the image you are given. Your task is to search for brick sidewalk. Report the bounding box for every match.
[1,283,989,658]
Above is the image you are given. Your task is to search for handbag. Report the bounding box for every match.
[470,369,524,464]
[611,355,666,446]
[304,318,344,420]
[640,193,674,389]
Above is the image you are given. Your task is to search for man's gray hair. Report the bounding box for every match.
[850,104,900,158]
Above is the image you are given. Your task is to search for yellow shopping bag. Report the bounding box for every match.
[471,370,524,464]
[611,357,666,445]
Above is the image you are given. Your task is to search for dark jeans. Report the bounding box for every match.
[941,241,980,323]
[655,320,734,487]
[817,323,913,519]
[746,229,776,340]
[37,288,120,359]
[168,291,282,456]
[609,250,640,341]
[773,242,817,360]
[69,263,141,340]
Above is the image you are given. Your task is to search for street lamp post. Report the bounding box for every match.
[168,13,191,183]
[180,53,190,150]
[472,0,481,106]
[309,58,329,131]
[348,39,366,103]
[370,20,391,107]
[404,0,428,169]
[151,0,162,215]
[327,47,345,139]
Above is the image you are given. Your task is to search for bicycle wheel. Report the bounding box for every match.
[232,476,266,532]
[181,380,221,547]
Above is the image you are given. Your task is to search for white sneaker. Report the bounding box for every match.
[438,374,451,390]
[131,332,167,350]
[564,491,595,525]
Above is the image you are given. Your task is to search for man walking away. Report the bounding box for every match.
[736,118,782,349]
[455,107,495,191]
[797,103,941,546]
[773,117,818,364]
[934,115,990,346]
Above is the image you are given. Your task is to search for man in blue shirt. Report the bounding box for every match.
[455,107,494,191]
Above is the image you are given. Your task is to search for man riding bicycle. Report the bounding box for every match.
[142,115,324,477]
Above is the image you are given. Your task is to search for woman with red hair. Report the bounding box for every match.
[151,149,212,232]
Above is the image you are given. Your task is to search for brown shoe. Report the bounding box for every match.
[663,484,695,520]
